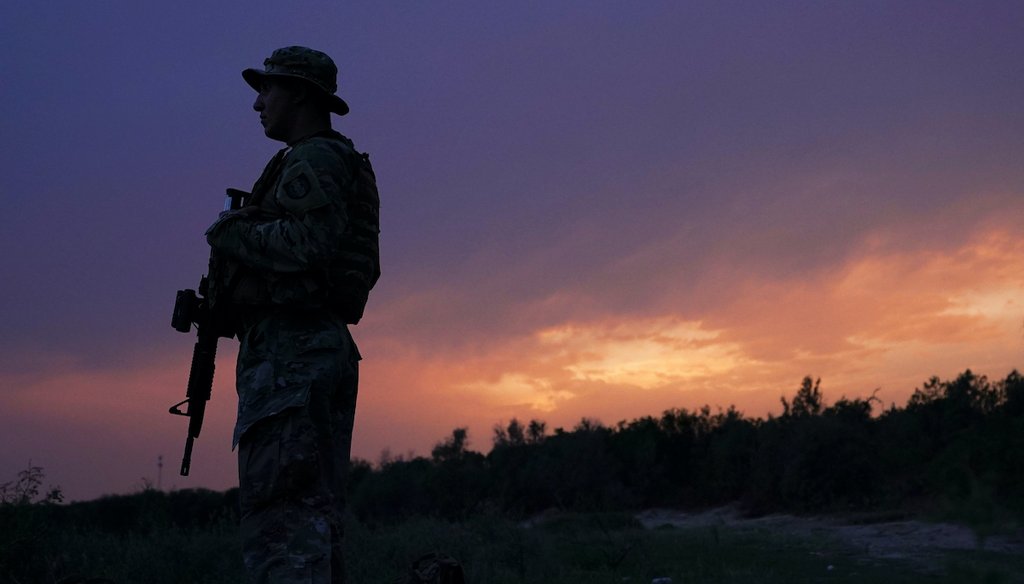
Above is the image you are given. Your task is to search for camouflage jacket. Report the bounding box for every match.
[206,130,368,309]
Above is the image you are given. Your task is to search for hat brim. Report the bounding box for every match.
[242,68,349,116]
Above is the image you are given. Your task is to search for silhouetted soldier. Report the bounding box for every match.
[205,46,380,584]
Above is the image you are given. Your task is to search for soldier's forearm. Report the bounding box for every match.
[207,209,346,273]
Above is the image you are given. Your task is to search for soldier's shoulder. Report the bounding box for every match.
[291,132,357,162]
[285,134,359,190]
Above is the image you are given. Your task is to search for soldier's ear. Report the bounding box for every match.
[281,79,329,113]
[284,80,308,105]
[297,82,314,103]
[273,78,309,106]
[292,81,321,107]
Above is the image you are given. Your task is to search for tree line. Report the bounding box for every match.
[4,369,1021,535]
[348,369,1024,523]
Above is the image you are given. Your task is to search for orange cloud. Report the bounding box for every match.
[351,220,1024,459]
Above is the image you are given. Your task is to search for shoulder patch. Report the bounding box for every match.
[276,160,330,216]
[284,174,311,199]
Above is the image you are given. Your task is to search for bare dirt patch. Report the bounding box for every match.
[637,506,1024,565]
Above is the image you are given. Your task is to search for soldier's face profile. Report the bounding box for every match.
[253,79,297,141]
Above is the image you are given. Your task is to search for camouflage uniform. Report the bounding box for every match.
[206,47,379,584]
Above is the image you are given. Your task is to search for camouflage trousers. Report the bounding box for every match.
[236,309,359,584]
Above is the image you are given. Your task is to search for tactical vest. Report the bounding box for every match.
[229,130,380,325]
[324,146,380,324]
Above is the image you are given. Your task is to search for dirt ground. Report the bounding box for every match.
[636,506,1024,565]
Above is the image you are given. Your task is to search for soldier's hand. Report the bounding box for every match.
[207,206,263,241]
[218,206,263,220]
[233,206,264,219]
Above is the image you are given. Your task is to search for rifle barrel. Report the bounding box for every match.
[180,435,195,476]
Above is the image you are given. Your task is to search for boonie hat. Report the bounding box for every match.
[243,46,349,116]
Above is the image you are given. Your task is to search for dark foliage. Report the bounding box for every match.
[6,369,1021,559]
[0,484,241,583]
[347,370,1024,523]
[51,487,240,533]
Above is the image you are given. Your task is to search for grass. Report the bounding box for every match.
[3,509,1023,583]
[349,511,1024,583]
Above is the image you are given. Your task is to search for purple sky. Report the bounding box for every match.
[3,2,1024,501]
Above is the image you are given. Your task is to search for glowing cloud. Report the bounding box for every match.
[536,319,752,388]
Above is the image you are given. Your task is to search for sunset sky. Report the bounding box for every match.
[2,2,1023,502]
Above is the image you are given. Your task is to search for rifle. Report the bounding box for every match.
[168,188,248,476]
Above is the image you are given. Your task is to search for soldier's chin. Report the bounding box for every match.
[263,126,286,142]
